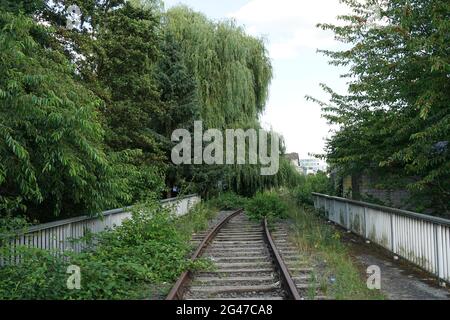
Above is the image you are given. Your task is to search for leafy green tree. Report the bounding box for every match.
[0,0,45,14]
[311,0,449,214]
[39,0,170,204]
[0,10,120,220]
[0,0,301,220]
[154,29,201,195]
[165,6,273,129]
[155,31,200,137]
[163,6,298,198]
[293,172,334,205]
[94,2,163,155]
[92,2,168,203]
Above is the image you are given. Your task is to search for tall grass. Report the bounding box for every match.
[176,201,219,238]
[284,195,384,300]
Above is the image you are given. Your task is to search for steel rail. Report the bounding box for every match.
[263,218,302,300]
[166,208,244,300]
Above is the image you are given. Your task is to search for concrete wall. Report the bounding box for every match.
[343,175,411,210]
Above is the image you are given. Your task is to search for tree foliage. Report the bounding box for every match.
[0,1,299,221]
[0,10,120,219]
[311,0,449,214]
[161,7,296,199]
[165,6,273,129]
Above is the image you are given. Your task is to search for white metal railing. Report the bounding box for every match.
[0,194,200,265]
[313,193,450,284]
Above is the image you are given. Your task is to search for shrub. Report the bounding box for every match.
[293,172,332,205]
[245,191,288,221]
[65,203,187,299]
[208,192,248,210]
[0,246,69,300]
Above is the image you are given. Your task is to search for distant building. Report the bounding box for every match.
[285,152,300,166]
[284,153,302,173]
[299,158,326,175]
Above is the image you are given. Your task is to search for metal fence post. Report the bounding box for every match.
[434,224,441,281]
[64,223,71,252]
[333,199,336,223]
[363,206,368,239]
[390,213,395,253]
[345,202,350,230]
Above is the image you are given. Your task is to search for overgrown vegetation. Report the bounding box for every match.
[0,0,295,223]
[292,172,333,205]
[285,194,384,300]
[0,0,308,301]
[309,0,450,215]
[176,201,218,236]
[0,200,216,300]
[245,191,288,222]
[208,192,248,210]
[235,188,384,299]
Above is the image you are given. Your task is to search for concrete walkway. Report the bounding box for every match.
[342,232,450,300]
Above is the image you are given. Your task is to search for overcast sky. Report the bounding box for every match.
[163,0,350,159]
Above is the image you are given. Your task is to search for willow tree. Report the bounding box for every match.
[163,6,303,197]
[165,6,273,129]
[310,0,449,214]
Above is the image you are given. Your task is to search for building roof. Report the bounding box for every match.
[284,152,300,162]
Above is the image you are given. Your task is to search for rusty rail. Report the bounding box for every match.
[263,218,301,300]
[166,209,244,300]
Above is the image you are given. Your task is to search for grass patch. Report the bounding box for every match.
[284,195,384,300]
[176,201,218,236]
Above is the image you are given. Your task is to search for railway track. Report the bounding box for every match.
[270,222,329,300]
[166,209,302,300]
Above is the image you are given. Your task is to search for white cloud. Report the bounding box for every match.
[229,0,346,24]
[260,101,332,158]
[269,27,337,59]
[229,0,351,60]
